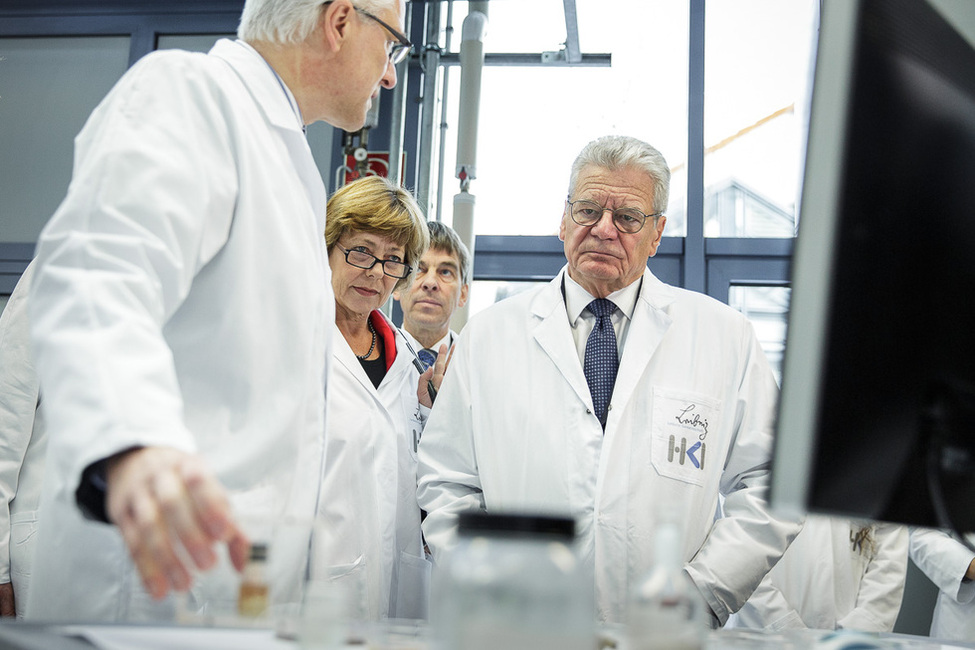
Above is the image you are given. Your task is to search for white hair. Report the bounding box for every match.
[238,0,398,45]
[568,135,671,215]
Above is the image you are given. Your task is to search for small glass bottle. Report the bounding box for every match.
[627,522,707,650]
[238,542,270,619]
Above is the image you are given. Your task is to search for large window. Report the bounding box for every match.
[728,285,790,384]
[408,0,815,322]
[702,0,818,238]
[430,0,690,237]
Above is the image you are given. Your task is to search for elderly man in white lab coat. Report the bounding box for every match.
[417,134,802,626]
[26,0,409,621]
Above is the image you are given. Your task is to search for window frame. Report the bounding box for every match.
[0,0,798,308]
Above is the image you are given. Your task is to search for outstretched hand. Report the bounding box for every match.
[417,343,453,408]
[105,447,250,600]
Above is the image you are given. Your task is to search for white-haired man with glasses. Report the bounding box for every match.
[417,135,802,628]
[26,0,409,622]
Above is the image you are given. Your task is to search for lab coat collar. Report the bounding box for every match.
[334,310,416,399]
[210,39,306,134]
[530,269,597,413]
[210,39,326,230]
[562,270,641,325]
[400,328,456,355]
[530,266,675,430]
[635,267,679,312]
[532,265,677,319]
[609,271,675,428]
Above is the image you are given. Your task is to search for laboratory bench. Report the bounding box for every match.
[0,621,973,650]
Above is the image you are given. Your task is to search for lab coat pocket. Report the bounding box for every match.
[324,556,367,620]
[650,386,722,487]
[393,551,431,620]
[9,511,38,578]
[10,511,37,614]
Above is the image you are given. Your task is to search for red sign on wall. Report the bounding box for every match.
[343,151,406,185]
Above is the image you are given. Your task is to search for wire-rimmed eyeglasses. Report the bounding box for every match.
[337,244,412,279]
[323,2,412,65]
[565,198,662,234]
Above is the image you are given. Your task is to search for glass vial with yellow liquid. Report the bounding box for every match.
[238,542,270,619]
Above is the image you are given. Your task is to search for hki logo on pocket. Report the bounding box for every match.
[653,389,720,483]
[666,402,711,470]
[668,435,705,470]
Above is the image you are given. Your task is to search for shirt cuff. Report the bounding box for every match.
[76,458,111,524]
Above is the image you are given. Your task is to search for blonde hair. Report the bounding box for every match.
[325,176,429,291]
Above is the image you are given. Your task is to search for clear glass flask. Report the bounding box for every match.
[627,521,708,650]
[432,512,594,650]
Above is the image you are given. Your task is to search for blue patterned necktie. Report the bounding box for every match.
[417,348,438,372]
[584,299,619,428]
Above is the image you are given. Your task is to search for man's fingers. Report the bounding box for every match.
[181,457,234,541]
[436,344,450,374]
[105,447,245,601]
[227,530,252,573]
[117,488,188,598]
[418,366,436,407]
[153,469,217,571]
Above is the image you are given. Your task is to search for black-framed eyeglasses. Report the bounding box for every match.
[337,244,412,279]
[356,7,412,64]
[323,2,412,65]
[565,198,662,234]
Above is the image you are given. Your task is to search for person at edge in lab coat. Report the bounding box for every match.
[909,528,975,641]
[25,0,410,621]
[318,175,435,621]
[729,516,908,631]
[416,134,803,627]
[0,261,47,618]
[393,221,471,372]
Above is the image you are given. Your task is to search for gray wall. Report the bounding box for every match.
[0,36,130,245]
[0,31,334,314]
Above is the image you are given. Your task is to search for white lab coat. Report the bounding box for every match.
[909,528,975,641]
[26,39,332,621]
[417,266,801,625]
[0,261,47,617]
[730,516,908,631]
[316,312,430,620]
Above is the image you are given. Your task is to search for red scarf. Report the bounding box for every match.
[369,310,397,371]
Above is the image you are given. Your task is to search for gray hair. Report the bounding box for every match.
[426,221,472,285]
[238,0,397,45]
[567,135,671,215]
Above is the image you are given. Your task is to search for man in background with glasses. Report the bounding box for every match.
[417,135,802,627]
[26,0,409,622]
[394,221,471,374]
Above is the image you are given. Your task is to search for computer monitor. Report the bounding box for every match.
[772,0,975,533]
